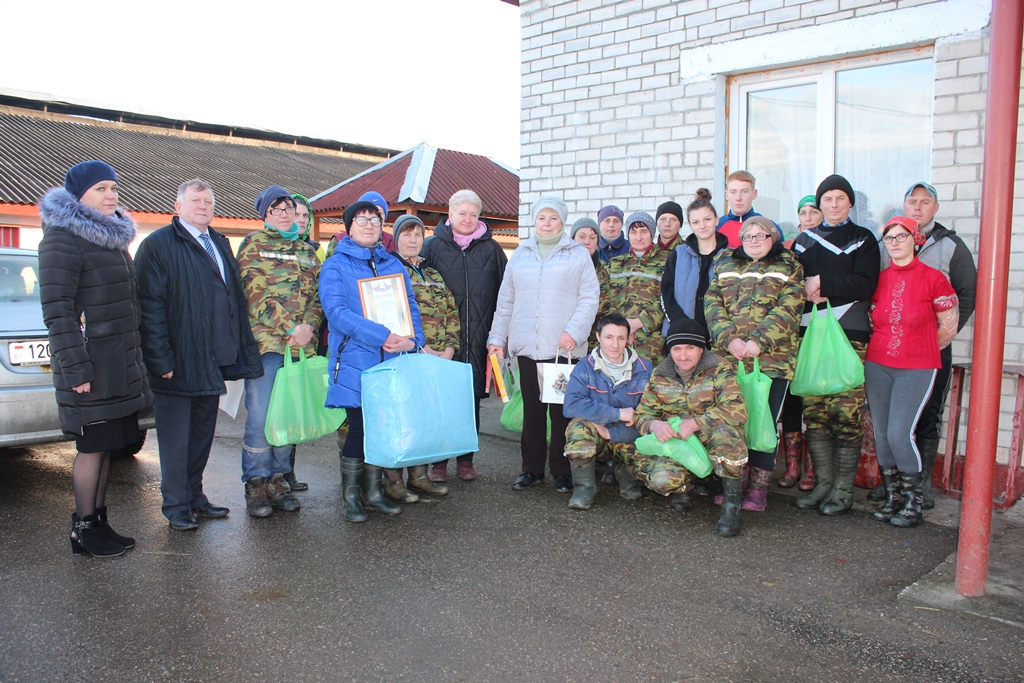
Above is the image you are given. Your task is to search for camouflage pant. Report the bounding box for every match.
[564,418,635,467]
[632,423,748,496]
[802,341,868,444]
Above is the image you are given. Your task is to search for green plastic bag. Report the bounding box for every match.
[265,350,347,446]
[634,417,713,478]
[736,358,778,452]
[499,370,551,440]
[790,301,865,397]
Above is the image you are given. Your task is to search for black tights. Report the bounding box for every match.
[73,451,111,518]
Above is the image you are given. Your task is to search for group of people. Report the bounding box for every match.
[37,157,975,558]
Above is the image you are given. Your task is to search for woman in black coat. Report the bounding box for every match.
[38,160,152,558]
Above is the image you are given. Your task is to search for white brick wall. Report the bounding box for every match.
[521,0,1023,466]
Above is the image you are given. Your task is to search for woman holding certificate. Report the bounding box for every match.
[320,199,425,523]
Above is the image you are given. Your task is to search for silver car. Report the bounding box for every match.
[0,247,153,453]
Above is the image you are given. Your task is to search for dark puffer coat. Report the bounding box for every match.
[135,218,263,396]
[422,219,507,397]
[37,189,152,434]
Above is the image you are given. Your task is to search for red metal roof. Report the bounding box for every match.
[310,143,519,220]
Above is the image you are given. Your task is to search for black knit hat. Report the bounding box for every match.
[815,174,855,209]
[664,318,707,353]
[343,200,383,230]
[656,201,684,225]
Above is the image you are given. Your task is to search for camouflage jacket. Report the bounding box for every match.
[657,233,684,253]
[601,248,669,359]
[400,257,460,354]
[704,242,804,379]
[634,351,747,443]
[236,227,322,356]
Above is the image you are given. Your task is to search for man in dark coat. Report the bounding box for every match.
[135,179,262,530]
[422,189,507,482]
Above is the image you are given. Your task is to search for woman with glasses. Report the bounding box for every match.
[320,199,424,522]
[235,186,322,518]
[865,216,958,528]
[704,216,804,513]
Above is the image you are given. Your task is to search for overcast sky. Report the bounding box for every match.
[2,0,521,167]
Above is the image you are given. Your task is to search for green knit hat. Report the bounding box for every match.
[797,195,817,211]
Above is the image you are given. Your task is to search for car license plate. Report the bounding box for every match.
[8,341,51,366]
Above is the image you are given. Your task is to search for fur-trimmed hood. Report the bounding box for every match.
[38,188,136,251]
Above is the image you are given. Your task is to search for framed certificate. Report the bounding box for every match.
[358,274,415,338]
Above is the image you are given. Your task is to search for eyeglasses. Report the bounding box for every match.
[268,206,295,217]
[741,233,772,243]
[882,232,912,244]
[352,216,382,228]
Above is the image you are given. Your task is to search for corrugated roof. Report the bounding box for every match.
[0,109,387,219]
[311,143,519,219]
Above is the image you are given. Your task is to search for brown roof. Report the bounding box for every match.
[0,105,395,219]
[311,143,520,219]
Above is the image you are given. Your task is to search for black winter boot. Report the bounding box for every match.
[340,458,367,522]
[716,477,743,537]
[95,505,135,549]
[890,473,923,528]
[361,464,402,515]
[568,462,597,510]
[820,440,861,516]
[917,437,940,510]
[284,446,309,491]
[795,433,835,510]
[872,467,904,522]
[70,513,125,558]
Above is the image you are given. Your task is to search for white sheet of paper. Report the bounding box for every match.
[219,379,244,419]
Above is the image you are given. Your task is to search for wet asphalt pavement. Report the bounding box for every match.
[1,412,1022,683]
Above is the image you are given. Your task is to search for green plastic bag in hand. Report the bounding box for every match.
[790,301,865,397]
[634,417,713,478]
[499,370,551,440]
[736,358,778,452]
[265,350,347,446]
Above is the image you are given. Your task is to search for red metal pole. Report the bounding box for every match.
[955,0,1024,597]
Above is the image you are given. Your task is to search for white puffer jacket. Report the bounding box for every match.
[487,233,600,360]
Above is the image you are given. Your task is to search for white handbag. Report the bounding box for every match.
[537,348,571,405]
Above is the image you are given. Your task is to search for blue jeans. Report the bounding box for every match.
[241,352,294,482]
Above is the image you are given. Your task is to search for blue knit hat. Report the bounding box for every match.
[64,160,118,201]
[255,185,293,220]
[359,191,389,221]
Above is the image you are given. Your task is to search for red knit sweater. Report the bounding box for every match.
[867,258,957,370]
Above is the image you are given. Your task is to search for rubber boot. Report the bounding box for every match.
[407,465,448,496]
[70,513,125,558]
[867,483,886,502]
[383,468,419,503]
[742,467,772,512]
[872,467,904,522]
[284,446,309,491]
[890,472,923,528]
[568,462,598,510]
[797,436,816,491]
[918,437,940,510]
[795,433,835,510]
[820,440,861,516]
[777,432,803,488]
[669,492,693,511]
[361,464,402,515]
[340,458,367,523]
[95,505,135,549]
[613,463,642,501]
[716,477,743,537]
[715,466,747,505]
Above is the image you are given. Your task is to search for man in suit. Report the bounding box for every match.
[136,179,263,530]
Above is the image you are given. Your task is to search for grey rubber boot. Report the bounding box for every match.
[917,437,940,510]
[716,477,743,537]
[820,440,861,516]
[795,432,835,510]
[361,464,402,515]
[568,462,598,510]
[340,458,367,523]
[613,463,642,500]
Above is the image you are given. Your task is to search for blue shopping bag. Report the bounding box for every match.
[361,353,479,468]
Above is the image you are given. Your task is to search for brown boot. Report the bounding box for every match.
[408,465,449,496]
[777,431,802,488]
[797,434,815,491]
[383,468,419,503]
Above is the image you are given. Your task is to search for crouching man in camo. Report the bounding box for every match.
[562,314,653,510]
[633,318,749,536]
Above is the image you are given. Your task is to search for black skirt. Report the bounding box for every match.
[75,413,141,453]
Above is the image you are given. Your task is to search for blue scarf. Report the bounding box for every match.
[268,221,301,241]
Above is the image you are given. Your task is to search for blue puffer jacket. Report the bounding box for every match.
[321,237,425,408]
[562,351,653,443]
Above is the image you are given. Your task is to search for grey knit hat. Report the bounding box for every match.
[531,196,568,226]
[624,211,656,241]
[570,217,599,239]
[392,214,425,243]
